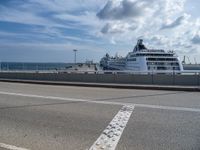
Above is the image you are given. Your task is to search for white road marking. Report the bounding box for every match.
[0,91,200,113]
[0,91,88,103]
[134,103,200,112]
[0,143,30,150]
[89,105,134,150]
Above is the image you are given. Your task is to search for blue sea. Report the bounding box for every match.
[0,62,74,71]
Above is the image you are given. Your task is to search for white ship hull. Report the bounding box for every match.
[100,39,183,72]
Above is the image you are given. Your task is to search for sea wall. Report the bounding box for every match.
[0,72,199,86]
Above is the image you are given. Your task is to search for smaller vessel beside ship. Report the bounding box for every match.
[100,39,183,72]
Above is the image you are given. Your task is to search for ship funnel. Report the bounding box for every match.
[133,39,147,52]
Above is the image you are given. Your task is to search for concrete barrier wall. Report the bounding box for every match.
[0,72,199,86]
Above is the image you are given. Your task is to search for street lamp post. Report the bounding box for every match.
[73,49,78,64]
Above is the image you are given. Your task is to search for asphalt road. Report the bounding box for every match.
[0,82,199,150]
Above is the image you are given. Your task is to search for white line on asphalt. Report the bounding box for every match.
[89,105,134,150]
[0,143,30,150]
[0,91,200,113]
[134,103,200,112]
[0,91,88,103]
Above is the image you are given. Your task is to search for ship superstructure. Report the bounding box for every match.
[100,39,183,72]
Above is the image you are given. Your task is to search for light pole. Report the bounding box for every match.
[73,49,78,64]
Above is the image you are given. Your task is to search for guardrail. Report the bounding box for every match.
[1,70,200,74]
[0,70,200,86]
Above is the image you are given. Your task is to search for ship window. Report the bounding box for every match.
[128,58,136,61]
[130,54,136,57]
[157,67,167,70]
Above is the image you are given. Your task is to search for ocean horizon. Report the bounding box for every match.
[0,62,74,71]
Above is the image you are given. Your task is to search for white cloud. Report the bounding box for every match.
[95,0,200,60]
[0,5,69,28]
[161,14,190,30]
[191,33,200,45]
[0,0,200,62]
[101,22,137,34]
[26,0,107,12]
[54,12,101,29]
[0,0,107,29]
[97,0,149,20]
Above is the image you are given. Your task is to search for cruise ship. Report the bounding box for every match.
[100,39,183,72]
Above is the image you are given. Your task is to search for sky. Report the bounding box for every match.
[0,0,200,63]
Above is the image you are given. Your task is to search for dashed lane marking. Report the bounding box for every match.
[89,105,134,150]
[0,143,30,150]
[0,91,200,113]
